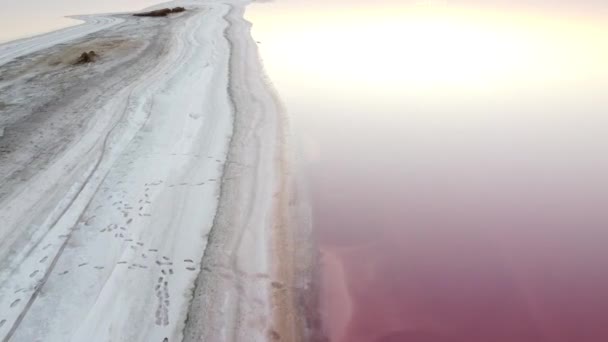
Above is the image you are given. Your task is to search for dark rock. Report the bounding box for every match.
[75,51,98,64]
[133,7,185,17]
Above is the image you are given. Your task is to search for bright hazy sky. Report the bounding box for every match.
[1,0,606,42]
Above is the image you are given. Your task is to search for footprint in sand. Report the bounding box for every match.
[59,270,69,275]
[39,256,48,263]
[184,259,193,263]
[10,299,21,308]
[271,281,285,290]
[78,263,88,267]
[29,270,39,278]
[186,267,196,271]
[155,279,171,326]
[269,330,281,341]
[0,319,6,328]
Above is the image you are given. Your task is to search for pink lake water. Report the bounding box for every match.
[3,1,608,340]
[247,1,608,341]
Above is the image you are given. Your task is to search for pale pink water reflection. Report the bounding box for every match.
[247,1,608,341]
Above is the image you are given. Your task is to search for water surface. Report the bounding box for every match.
[0,0,161,42]
[247,1,608,341]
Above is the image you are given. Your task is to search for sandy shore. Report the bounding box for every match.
[0,1,309,341]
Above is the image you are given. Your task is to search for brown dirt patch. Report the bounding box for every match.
[43,38,139,67]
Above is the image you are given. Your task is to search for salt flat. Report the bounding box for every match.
[0,1,310,341]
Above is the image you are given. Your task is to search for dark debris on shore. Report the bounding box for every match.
[133,7,186,17]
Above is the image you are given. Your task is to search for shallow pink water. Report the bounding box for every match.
[315,163,608,342]
[247,1,608,341]
[308,101,608,341]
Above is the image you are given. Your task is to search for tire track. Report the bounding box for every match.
[1,17,181,336]
[2,84,142,342]
[2,6,209,341]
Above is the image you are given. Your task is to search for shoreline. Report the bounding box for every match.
[0,1,309,340]
[0,17,81,46]
[0,14,124,67]
[183,3,313,341]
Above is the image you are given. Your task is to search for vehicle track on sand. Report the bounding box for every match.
[2,87,139,342]
[1,3,239,341]
[0,6,197,341]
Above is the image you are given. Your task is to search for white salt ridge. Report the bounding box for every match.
[0,0,286,341]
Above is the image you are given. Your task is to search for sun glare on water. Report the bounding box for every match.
[251,3,608,97]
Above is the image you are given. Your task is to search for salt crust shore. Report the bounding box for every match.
[0,1,310,341]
